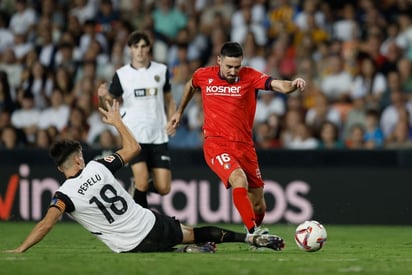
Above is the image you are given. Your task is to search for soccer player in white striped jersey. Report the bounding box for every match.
[4,100,285,253]
[98,31,175,208]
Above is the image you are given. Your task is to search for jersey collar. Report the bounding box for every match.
[130,61,151,70]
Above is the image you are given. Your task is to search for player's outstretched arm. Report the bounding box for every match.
[270,77,306,94]
[99,99,141,163]
[3,207,62,253]
[166,79,196,135]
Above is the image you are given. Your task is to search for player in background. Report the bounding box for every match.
[3,99,285,253]
[98,31,175,208]
[167,42,306,236]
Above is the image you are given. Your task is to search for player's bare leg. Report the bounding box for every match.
[151,168,171,195]
[248,187,266,227]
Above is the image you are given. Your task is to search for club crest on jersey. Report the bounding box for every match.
[208,78,213,84]
[224,163,231,169]
[154,75,160,82]
[104,155,115,162]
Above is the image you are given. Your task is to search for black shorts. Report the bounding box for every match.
[129,143,171,170]
[127,211,183,252]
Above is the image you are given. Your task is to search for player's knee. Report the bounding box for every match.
[156,184,171,195]
[135,180,149,191]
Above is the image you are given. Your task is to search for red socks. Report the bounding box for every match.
[232,187,255,232]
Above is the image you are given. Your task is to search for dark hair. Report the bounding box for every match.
[127,31,151,47]
[49,140,81,166]
[220,42,243,58]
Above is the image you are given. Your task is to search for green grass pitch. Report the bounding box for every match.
[1,222,411,275]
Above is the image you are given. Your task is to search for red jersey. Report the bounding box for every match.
[192,65,273,144]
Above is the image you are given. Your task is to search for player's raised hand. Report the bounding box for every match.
[99,99,121,126]
[292,77,306,91]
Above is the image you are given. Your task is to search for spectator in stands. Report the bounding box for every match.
[380,90,412,138]
[37,88,70,131]
[152,0,188,44]
[266,0,297,42]
[8,0,37,36]
[397,57,412,93]
[380,70,403,111]
[294,0,325,32]
[242,31,266,72]
[230,0,267,47]
[345,124,366,149]
[305,93,341,137]
[11,29,34,63]
[21,60,53,109]
[343,94,367,139]
[0,11,14,54]
[95,128,119,150]
[280,109,305,148]
[332,3,359,42]
[394,12,412,54]
[317,121,344,149]
[384,120,412,149]
[363,109,385,149]
[53,41,81,78]
[286,122,318,149]
[10,90,39,143]
[95,0,120,39]
[37,0,65,30]
[254,121,277,149]
[266,113,282,147]
[199,0,235,36]
[0,70,15,112]
[0,109,12,132]
[319,54,353,103]
[33,128,52,149]
[69,0,97,25]
[61,106,90,146]
[254,90,286,124]
[35,17,58,70]
[350,56,387,111]
[0,125,25,149]
[53,66,75,106]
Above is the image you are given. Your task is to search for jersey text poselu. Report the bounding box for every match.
[78,174,102,195]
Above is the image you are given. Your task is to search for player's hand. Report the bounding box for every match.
[292,78,306,92]
[166,113,182,136]
[99,99,121,126]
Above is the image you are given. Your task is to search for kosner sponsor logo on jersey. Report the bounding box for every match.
[205,85,241,96]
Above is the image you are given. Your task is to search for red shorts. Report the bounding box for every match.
[203,137,264,189]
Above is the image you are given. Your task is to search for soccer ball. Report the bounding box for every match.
[295,220,327,252]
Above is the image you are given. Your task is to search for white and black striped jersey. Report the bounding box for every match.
[109,62,171,144]
[49,153,156,253]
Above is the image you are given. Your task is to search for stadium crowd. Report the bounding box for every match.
[1,0,412,150]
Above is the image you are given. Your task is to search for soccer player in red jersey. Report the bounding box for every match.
[167,42,306,236]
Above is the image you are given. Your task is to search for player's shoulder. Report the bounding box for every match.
[240,66,261,74]
[116,64,132,73]
[194,65,218,75]
[149,60,167,70]
[240,66,269,79]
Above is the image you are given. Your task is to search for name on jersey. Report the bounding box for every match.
[206,85,241,96]
[134,88,158,97]
[78,174,102,195]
